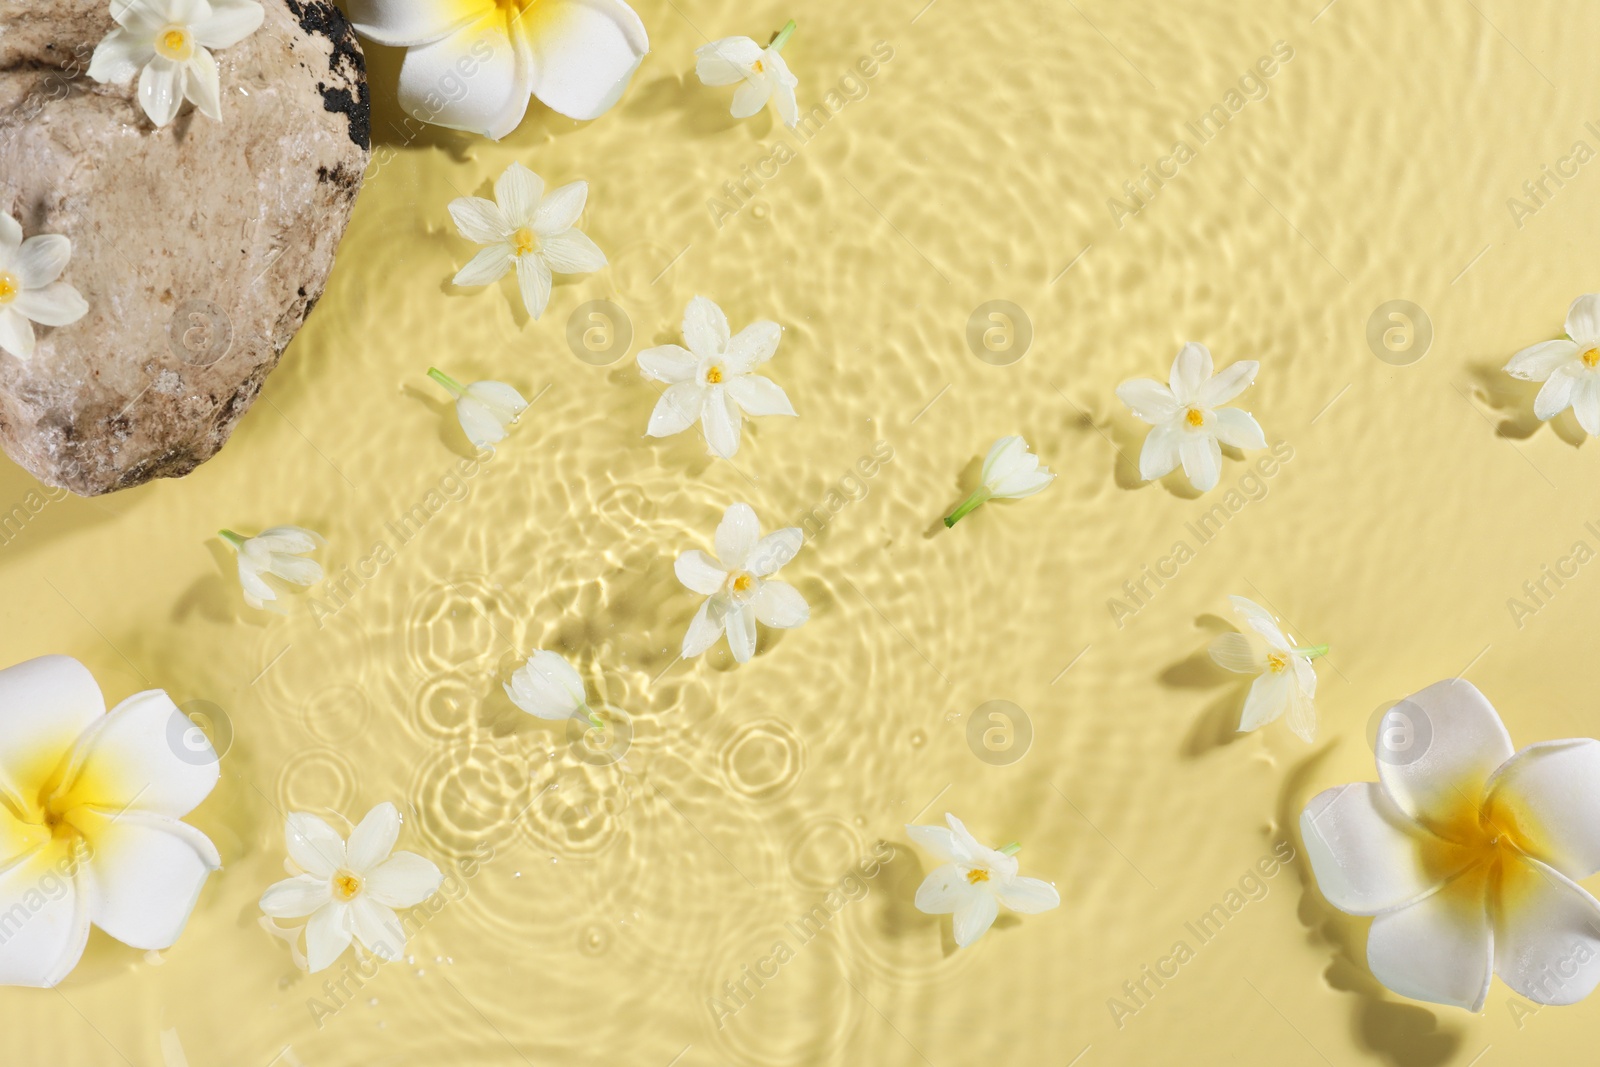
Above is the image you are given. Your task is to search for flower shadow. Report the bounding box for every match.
[623,71,743,139]
[400,381,479,461]
[1277,745,1464,1067]
[1465,361,1587,446]
[1161,614,1253,758]
[171,538,251,625]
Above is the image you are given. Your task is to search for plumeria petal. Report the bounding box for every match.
[285,813,345,879]
[1377,679,1513,840]
[638,344,696,384]
[347,0,476,48]
[533,181,589,235]
[1366,867,1494,1011]
[539,229,607,274]
[399,20,530,140]
[365,852,442,908]
[1168,342,1213,405]
[647,382,703,437]
[346,803,401,875]
[952,892,1000,947]
[57,690,219,819]
[1212,407,1266,450]
[259,874,331,918]
[751,581,808,629]
[1301,783,1460,915]
[1483,740,1600,879]
[305,901,353,973]
[0,850,89,987]
[1178,432,1222,492]
[1197,359,1258,407]
[715,503,761,570]
[522,0,649,121]
[0,656,105,807]
[76,809,219,950]
[1115,378,1178,424]
[1493,857,1600,1005]
[674,551,727,595]
[1506,339,1580,382]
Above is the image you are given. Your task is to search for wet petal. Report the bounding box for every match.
[724,320,781,372]
[914,864,974,913]
[15,235,71,290]
[346,803,400,874]
[533,181,588,234]
[995,876,1060,914]
[1212,407,1266,450]
[674,550,727,596]
[450,247,514,289]
[700,387,741,456]
[77,809,219,950]
[515,253,552,318]
[1506,339,1579,382]
[724,604,756,663]
[682,296,730,360]
[1197,360,1258,407]
[0,656,104,808]
[1178,432,1222,492]
[285,812,345,879]
[638,344,696,384]
[449,197,511,246]
[680,598,725,658]
[1534,366,1579,420]
[304,901,352,973]
[1115,378,1178,424]
[259,874,331,918]
[906,824,958,865]
[0,848,89,987]
[365,851,442,908]
[1301,782,1457,916]
[715,503,760,570]
[138,56,183,127]
[539,229,606,274]
[1367,867,1493,1010]
[1494,856,1600,1005]
[494,162,544,227]
[1484,739,1600,879]
[1168,342,1213,404]
[751,580,808,629]
[952,891,999,947]
[57,690,219,818]
[1138,420,1182,480]
[1238,670,1290,731]
[1566,294,1600,347]
[1378,679,1513,840]
[694,36,760,85]
[647,382,703,437]
[399,19,531,141]
[348,0,477,47]
[746,528,802,577]
[522,0,648,121]
[351,896,406,960]
[725,373,794,418]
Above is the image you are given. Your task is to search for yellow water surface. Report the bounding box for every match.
[4,0,1600,1063]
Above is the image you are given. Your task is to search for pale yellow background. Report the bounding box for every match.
[3,0,1597,1063]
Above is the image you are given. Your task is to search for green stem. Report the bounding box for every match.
[218,529,247,549]
[769,18,796,51]
[427,367,464,396]
[998,842,1021,857]
[1295,644,1330,659]
[943,488,991,528]
[578,704,603,730]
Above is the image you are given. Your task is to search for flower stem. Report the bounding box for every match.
[218,529,247,549]
[427,367,464,396]
[943,488,992,528]
[578,704,604,730]
[1295,644,1330,659]
[998,842,1021,856]
[770,19,797,51]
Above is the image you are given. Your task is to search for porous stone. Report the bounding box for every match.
[0,0,369,495]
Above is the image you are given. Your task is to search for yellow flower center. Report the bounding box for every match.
[0,272,16,305]
[155,26,193,60]
[1266,651,1288,674]
[705,365,724,384]
[512,227,539,255]
[966,867,990,884]
[1583,347,1600,368]
[1184,407,1205,427]
[732,573,753,593]
[332,871,363,901]
[753,58,765,73]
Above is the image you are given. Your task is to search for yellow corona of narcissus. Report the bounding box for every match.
[0,656,221,987]
[347,0,648,139]
[1303,679,1600,1010]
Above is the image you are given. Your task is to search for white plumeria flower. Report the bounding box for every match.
[449,163,605,320]
[505,650,602,727]
[694,21,799,128]
[428,368,527,451]
[1209,595,1326,743]
[258,803,443,973]
[944,435,1055,527]
[677,503,807,663]
[1505,294,1600,434]
[219,525,324,611]
[0,655,221,987]
[906,813,1060,948]
[87,0,265,128]
[1303,679,1600,1010]
[0,213,88,361]
[1116,343,1265,492]
[639,296,795,459]
[348,0,647,139]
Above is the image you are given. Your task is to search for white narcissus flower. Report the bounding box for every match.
[1302,679,1600,1010]
[694,21,799,128]
[219,526,324,611]
[907,813,1060,948]
[1209,595,1326,743]
[0,655,221,987]
[0,212,88,361]
[347,0,647,139]
[88,0,265,128]
[677,503,807,663]
[428,368,528,451]
[944,435,1055,527]
[258,803,443,973]
[505,650,601,727]
[1116,343,1265,492]
[449,163,605,320]
[639,295,795,459]
[1505,294,1600,434]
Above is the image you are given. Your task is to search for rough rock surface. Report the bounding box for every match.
[0,0,368,495]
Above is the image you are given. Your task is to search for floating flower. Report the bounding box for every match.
[943,435,1054,527]
[677,503,807,663]
[1504,294,1600,434]
[87,0,265,128]
[448,163,605,320]
[259,803,442,973]
[1209,595,1326,743]
[0,212,89,361]
[505,650,601,727]
[639,295,794,459]
[219,526,324,612]
[906,813,1059,948]
[428,368,528,451]
[1116,343,1264,492]
[348,0,648,139]
[0,655,221,987]
[1302,679,1600,1010]
[694,20,799,128]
